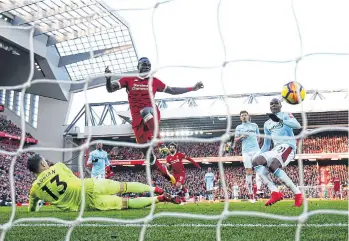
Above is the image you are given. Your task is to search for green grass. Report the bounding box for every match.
[0,200,348,241]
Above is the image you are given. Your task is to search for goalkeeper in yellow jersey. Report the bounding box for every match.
[27,154,181,212]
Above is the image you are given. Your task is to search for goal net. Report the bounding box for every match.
[0,0,348,241]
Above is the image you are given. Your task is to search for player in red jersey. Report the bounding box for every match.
[105,57,204,184]
[332,174,341,199]
[105,165,114,179]
[166,143,201,202]
[252,183,258,200]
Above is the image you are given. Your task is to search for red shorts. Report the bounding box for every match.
[334,186,340,192]
[132,109,161,144]
[174,172,186,185]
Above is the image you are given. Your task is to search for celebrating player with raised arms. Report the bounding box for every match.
[105,57,204,185]
[166,143,201,203]
[234,110,262,203]
[204,167,215,201]
[252,98,303,207]
[27,154,180,212]
[87,143,111,179]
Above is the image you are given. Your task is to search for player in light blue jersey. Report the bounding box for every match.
[252,98,303,207]
[87,143,111,179]
[204,167,215,201]
[233,183,239,200]
[234,110,262,203]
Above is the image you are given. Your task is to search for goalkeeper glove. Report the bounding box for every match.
[267,113,283,123]
[36,200,44,211]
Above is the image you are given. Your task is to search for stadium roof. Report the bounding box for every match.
[1,0,138,82]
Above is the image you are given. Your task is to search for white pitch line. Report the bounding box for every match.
[8,223,348,228]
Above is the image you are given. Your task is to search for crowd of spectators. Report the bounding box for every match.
[302,135,348,154]
[104,134,348,160]
[0,132,348,203]
[110,163,348,200]
[0,115,34,138]
[0,144,36,204]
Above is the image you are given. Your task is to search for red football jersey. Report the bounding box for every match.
[166,152,186,174]
[116,77,167,127]
[252,184,257,195]
[333,178,340,189]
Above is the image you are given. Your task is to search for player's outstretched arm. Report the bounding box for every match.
[260,124,271,153]
[282,113,301,129]
[105,153,111,167]
[255,123,261,143]
[28,188,40,212]
[164,81,204,95]
[267,113,301,129]
[105,66,121,93]
[184,155,200,168]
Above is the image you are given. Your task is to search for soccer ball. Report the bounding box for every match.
[159,146,169,155]
[281,81,306,105]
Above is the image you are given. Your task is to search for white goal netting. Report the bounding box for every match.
[0,0,348,241]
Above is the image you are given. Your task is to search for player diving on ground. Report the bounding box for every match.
[104,57,204,185]
[252,98,303,207]
[27,154,181,212]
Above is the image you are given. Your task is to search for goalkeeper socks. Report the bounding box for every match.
[255,165,279,192]
[128,197,158,209]
[255,172,262,191]
[125,182,152,193]
[246,174,253,194]
[274,169,301,194]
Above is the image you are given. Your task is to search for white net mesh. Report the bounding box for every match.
[0,0,348,241]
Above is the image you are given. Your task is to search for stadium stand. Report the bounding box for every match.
[0,107,348,206]
[108,163,348,200]
[104,133,348,160]
[0,115,36,139]
[0,144,35,205]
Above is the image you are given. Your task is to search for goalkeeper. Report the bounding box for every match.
[27,154,180,212]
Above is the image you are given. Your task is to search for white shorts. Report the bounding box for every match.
[206,184,213,191]
[91,173,105,179]
[242,150,260,169]
[261,144,295,168]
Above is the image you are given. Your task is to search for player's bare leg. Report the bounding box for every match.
[175,182,188,204]
[182,186,189,200]
[245,168,256,203]
[140,107,176,185]
[207,190,214,202]
[142,146,176,184]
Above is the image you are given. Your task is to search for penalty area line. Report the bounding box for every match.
[9,223,348,228]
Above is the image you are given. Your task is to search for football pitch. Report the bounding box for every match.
[0,200,347,241]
